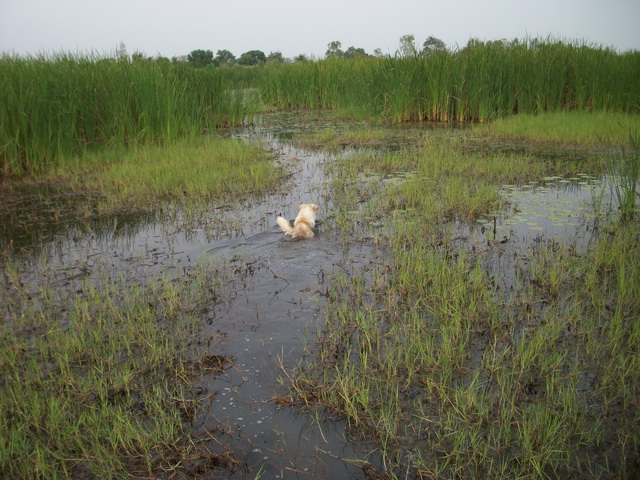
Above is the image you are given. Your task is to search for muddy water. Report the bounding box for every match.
[1,112,618,478]
[196,237,383,478]
[185,130,385,477]
[1,112,384,478]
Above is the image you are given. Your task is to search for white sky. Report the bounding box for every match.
[1,0,639,59]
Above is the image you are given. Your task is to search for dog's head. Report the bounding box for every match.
[299,203,318,213]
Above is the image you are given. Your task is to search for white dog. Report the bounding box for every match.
[276,204,318,239]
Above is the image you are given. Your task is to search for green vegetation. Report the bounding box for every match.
[607,131,640,221]
[0,54,257,177]
[2,39,638,178]
[87,137,282,206]
[2,34,639,479]
[474,111,640,146]
[0,255,230,478]
[255,39,640,122]
[283,120,639,478]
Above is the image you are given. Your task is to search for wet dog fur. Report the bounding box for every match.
[276,204,318,239]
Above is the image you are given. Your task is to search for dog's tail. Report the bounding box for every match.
[276,216,295,236]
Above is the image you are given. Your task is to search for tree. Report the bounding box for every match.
[238,50,266,66]
[215,49,236,65]
[344,46,368,59]
[187,49,214,67]
[326,41,344,58]
[398,34,417,57]
[266,51,286,64]
[116,42,128,61]
[422,36,447,53]
[131,51,146,62]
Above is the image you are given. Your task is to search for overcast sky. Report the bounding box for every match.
[1,0,639,59]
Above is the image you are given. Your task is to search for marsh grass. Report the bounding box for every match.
[0,255,230,478]
[607,131,640,220]
[0,55,256,177]
[475,111,640,146]
[320,128,606,243]
[93,136,283,205]
[285,126,639,478]
[251,39,639,123]
[5,136,283,225]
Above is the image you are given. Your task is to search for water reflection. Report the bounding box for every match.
[477,174,616,253]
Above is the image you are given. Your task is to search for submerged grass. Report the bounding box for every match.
[286,121,639,478]
[0,255,229,478]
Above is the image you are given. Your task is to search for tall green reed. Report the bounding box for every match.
[0,54,255,176]
[247,38,639,123]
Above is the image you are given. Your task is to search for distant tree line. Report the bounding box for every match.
[116,35,448,66]
[178,34,449,68]
[99,35,634,67]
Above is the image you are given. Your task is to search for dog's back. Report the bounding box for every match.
[277,204,318,239]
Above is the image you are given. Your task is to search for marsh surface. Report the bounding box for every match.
[0,111,629,478]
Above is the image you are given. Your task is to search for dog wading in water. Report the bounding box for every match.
[276,204,318,239]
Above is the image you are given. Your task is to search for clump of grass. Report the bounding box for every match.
[93,136,283,205]
[608,131,639,220]
[0,255,229,478]
[475,111,640,146]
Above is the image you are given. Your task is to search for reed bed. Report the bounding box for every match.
[253,39,639,122]
[0,54,255,177]
[3,39,637,178]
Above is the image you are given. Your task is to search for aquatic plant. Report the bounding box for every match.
[609,131,639,220]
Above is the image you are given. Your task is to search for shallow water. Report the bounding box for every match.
[0,112,623,478]
[480,174,613,249]
[1,113,388,478]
